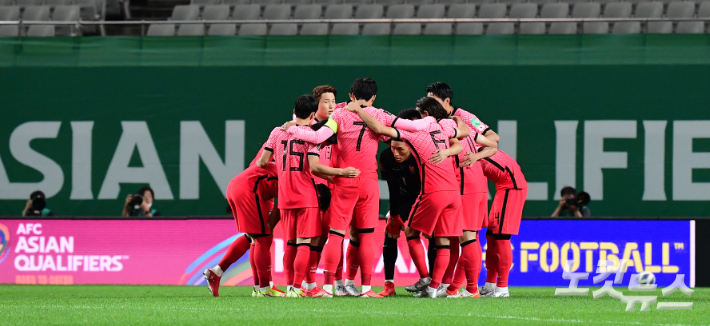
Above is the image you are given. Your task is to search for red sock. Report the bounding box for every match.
[496,239,512,287]
[306,246,323,284]
[358,233,375,286]
[470,237,482,292]
[292,244,311,289]
[284,242,297,286]
[335,249,344,281]
[485,233,498,283]
[429,245,450,289]
[254,236,273,288]
[266,235,273,284]
[218,235,250,271]
[346,240,360,280]
[322,233,344,285]
[458,237,482,293]
[249,242,259,287]
[407,236,430,279]
[442,237,459,285]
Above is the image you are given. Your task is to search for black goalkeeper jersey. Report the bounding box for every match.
[379,148,421,219]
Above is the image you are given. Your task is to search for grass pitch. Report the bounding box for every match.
[1,285,707,325]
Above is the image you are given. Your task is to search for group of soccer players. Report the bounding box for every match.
[203,78,528,299]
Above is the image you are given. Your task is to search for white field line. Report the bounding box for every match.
[0,304,701,326]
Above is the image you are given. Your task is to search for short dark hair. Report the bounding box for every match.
[560,186,577,197]
[295,94,318,119]
[426,82,453,104]
[312,85,337,101]
[416,97,449,121]
[397,108,422,120]
[138,186,154,199]
[350,78,378,101]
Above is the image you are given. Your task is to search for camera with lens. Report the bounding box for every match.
[126,194,144,216]
[564,191,590,208]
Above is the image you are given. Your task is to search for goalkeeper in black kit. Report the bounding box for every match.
[377,109,437,297]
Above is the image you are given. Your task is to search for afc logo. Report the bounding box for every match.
[0,224,10,265]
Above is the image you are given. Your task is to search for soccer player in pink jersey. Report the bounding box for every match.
[284,78,437,298]
[257,95,360,298]
[345,97,474,298]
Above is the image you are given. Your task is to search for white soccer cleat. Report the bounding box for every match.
[447,288,480,298]
[435,285,449,298]
[492,287,509,298]
[334,285,348,296]
[480,283,497,297]
[405,277,432,293]
[425,286,438,298]
[344,284,361,296]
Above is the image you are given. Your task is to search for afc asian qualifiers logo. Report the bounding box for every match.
[0,224,9,265]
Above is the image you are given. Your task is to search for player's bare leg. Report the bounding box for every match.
[404,227,432,294]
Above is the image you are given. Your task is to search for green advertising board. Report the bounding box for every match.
[0,35,709,217]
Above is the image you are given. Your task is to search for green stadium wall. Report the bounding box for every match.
[0,35,709,217]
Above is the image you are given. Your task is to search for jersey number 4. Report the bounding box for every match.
[280,139,305,171]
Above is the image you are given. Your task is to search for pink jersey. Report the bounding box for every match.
[234,163,279,200]
[455,134,488,194]
[311,118,334,185]
[263,126,320,209]
[479,148,527,190]
[328,106,398,177]
[398,119,459,194]
[452,107,490,135]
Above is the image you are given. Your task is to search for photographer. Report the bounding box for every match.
[121,186,162,217]
[551,186,591,218]
[22,191,54,217]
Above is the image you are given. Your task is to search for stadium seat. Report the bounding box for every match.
[171,5,201,20]
[16,0,43,7]
[192,0,222,5]
[448,3,476,18]
[75,0,104,22]
[637,2,665,33]
[330,23,359,34]
[355,4,383,18]
[407,0,434,5]
[223,0,252,5]
[0,0,13,5]
[362,23,390,34]
[177,24,206,35]
[546,3,575,34]
[386,4,414,18]
[286,0,315,4]
[269,23,298,34]
[294,4,322,19]
[52,5,80,36]
[604,2,634,34]
[678,1,708,33]
[573,2,605,34]
[27,25,55,36]
[232,4,261,20]
[423,22,452,34]
[512,3,541,35]
[208,23,237,35]
[416,4,445,18]
[345,0,373,4]
[377,0,404,5]
[238,23,268,34]
[21,5,50,20]
[656,1,694,34]
[203,5,231,20]
[456,22,484,34]
[255,0,286,5]
[469,0,496,3]
[315,0,343,4]
[438,0,466,4]
[46,0,74,6]
[496,0,527,3]
[0,6,20,37]
[300,23,329,34]
[263,4,292,19]
[146,24,176,36]
[324,4,353,18]
[479,3,507,34]
[392,22,421,34]
[700,1,710,17]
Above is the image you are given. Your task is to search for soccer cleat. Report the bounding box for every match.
[334,285,348,296]
[252,289,259,297]
[308,286,333,298]
[448,288,481,298]
[412,290,428,298]
[262,288,286,297]
[480,283,497,297]
[377,282,396,297]
[426,286,437,298]
[271,286,286,295]
[405,277,432,293]
[203,269,221,297]
[492,288,510,298]
[360,290,383,298]
[286,288,306,298]
[446,287,460,297]
[435,285,449,298]
[344,284,361,296]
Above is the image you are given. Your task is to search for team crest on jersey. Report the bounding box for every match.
[409,165,416,173]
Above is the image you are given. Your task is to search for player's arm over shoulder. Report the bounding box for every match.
[256,129,280,168]
[286,121,336,144]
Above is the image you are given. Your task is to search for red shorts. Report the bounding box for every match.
[329,175,379,231]
[461,192,488,231]
[488,188,528,235]
[227,181,271,235]
[408,190,462,237]
[281,207,322,241]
